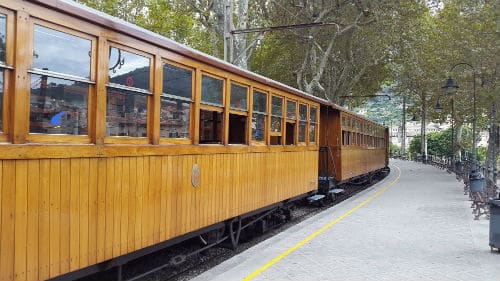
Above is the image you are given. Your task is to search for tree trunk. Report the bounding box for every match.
[486,103,499,197]
[232,0,249,69]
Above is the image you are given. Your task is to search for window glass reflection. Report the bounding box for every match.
[287,101,296,120]
[0,14,6,63]
[253,91,267,113]
[271,96,282,116]
[310,107,317,123]
[106,88,147,137]
[230,84,247,110]
[33,25,91,78]
[252,113,265,141]
[109,47,150,90]
[29,74,88,135]
[271,96,282,132]
[309,124,316,142]
[252,91,266,142]
[298,104,307,142]
[299,104,307,121]
[310,107,317,142]
[299,122,306,142]
[160,97,190,138]
[201,75,223,105]
[163,63,192,99]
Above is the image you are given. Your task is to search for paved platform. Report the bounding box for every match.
[192,159,500,281]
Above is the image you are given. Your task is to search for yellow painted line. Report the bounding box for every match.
[243,165,401,281]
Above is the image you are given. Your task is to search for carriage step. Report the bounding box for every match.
[307,194,326,202]
[329,189,345,194]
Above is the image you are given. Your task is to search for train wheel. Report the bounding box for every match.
[320,194,334,206]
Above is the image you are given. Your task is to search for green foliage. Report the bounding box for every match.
[408,134,421,156]
[389,143,401,157]
[477,146,487,162]
[427,129,452,157]
[77,0,214,54]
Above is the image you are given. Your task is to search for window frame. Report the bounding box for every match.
[103,42,153,143]
[0,8,14,142]
[200,72,225,108]
[250,88,268,144]
[309,105,318,144]
[228,81,249,145]
[298,103,308,144]
[27,19,97,143]
[159,60,194,144]
[199,72,225,145]
[285,98,297,145]
[269,94,283,135]
[269,94,284,146]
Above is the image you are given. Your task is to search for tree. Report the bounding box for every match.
[408,134,422,158]
[389,143,401,157]
[77,0,213,53]
[251,0,410,102]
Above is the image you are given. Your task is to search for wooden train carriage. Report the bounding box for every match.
[0,1,322,280]
[319,105,388,182]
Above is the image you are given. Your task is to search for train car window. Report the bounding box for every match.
[230,83,248,110]
[228,83,248,144]
[285,100,296,145]
[0,14,5,63]
[228,114,246,144]
[286,101,296,120]
[309,106,317,143]
[252,90,266,142]
[33,25,91,78]
[270,96,283,145]
[0,14,5,133]
[200,75,224,144]
[271,96,282,133]
[109,47,150,90]
[160,98,190,138]
[298,104,307,142]
[30,25,93,135]
[107,88,148,137]
[199,109,223,144]
[201,75,223,106]
[162,63,192,99]
[160,63,192,139]
[107,47,150,137]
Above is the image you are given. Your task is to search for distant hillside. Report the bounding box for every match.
[355,87,402,126]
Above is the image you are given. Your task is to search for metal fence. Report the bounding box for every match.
[404,154,499,220]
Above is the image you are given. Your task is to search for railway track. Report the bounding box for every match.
[78,173,386,281]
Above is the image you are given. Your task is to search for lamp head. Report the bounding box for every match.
[442,77,459,94]
[434,101,443,111]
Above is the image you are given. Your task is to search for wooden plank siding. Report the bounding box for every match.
[339,148,387,181]
[0,150,317,280]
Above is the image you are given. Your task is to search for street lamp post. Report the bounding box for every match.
[434,96,455,170]
[442,63,484,191]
